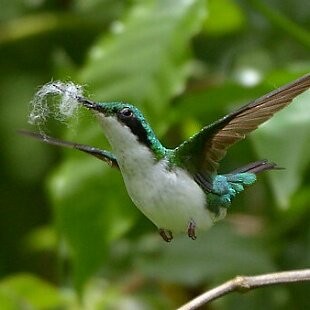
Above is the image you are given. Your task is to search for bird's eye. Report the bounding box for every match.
[119,108,133,118]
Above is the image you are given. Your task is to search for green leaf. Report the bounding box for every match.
[252,87,310,208]
[204,0,245,35]
[80,0,207,118]
[24,225,57,252]
[0,274,64,309]
[49,157,138,291]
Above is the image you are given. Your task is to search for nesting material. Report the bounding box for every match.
[29,81,84,125]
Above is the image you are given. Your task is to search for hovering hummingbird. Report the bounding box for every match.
[21,74,310,242]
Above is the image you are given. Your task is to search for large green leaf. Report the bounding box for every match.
[0,274,64,309]
[49,156,137,291]
[204,0,245,35]
[80,0,206,118]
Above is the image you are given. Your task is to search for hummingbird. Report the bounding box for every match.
[21,74,310,242]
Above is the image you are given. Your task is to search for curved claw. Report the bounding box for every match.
[159,229,173,242]
[188,219,197,240]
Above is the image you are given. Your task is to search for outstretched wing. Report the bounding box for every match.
[174,74,310,177]
[19,130,119,168]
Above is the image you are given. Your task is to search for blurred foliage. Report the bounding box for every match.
[0,0,309,309]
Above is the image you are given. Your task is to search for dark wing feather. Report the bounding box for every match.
[18,129,119,168]
[174,74,310,176]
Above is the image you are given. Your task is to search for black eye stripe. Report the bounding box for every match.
[117,111,152,149]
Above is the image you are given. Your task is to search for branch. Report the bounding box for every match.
[177,269,310,310]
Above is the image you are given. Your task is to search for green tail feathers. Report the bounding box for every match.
[206,160,280,216]
[207,173,257,212]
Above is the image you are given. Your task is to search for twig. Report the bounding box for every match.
[177,269,310,310]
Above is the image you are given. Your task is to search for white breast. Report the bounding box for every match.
[98,115,214,233]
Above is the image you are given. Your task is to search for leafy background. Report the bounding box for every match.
[0,0,309,308]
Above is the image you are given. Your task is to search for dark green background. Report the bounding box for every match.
[0,0,309,308]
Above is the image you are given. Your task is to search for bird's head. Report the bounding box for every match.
[78,98,165,158]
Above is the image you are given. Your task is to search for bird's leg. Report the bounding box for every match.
[187,219,197,240]
[158,229,173,242]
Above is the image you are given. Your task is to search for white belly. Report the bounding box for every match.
[98,114,215,233]
[122,160,214,233]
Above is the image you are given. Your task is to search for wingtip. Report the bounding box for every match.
[258,160,285,172]
[272,164,285,170]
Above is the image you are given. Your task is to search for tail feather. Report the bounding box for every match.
[230,160,283,175]
[209,160,282,215]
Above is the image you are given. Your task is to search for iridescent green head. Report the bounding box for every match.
[79,98,166,158]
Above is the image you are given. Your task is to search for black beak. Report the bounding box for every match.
[76,96,105,113]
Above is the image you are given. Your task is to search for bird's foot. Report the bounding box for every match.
[187,219,197,240]
[158,229,173,242]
